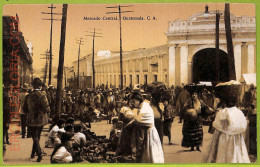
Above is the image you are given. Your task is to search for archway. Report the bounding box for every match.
[192,48,229,83]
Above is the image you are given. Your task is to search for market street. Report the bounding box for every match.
[4,118,215,164]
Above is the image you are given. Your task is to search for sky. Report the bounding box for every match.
[3,3,255,72]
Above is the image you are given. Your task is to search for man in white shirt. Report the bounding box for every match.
[48,119,65,146]
[51,132,75,163]
[73,124,86,147]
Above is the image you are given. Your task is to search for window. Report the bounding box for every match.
[136,75,139,84]
[129,75,132,86]
[144,75,148,84]
[165,74,168,83]
[154,75,157,82]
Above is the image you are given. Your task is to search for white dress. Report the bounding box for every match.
[137,101,164,163]
[205,106,250,163]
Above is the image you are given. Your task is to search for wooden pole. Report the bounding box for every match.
[119,6,123,89]
[64,66,67,88]
[77,38,82,89]
[48,4,54,86]
[92,29,95,88]
[215,12,220,82]
[55,4,68,117]
[224,3,236,80]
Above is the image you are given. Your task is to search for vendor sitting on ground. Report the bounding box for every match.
[64,124,74,133]
[50,132,76,163]
[46,119,65,148]
[73,124,87,147]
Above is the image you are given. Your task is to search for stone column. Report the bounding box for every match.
[133,60,136,85]
[248,44,255,73]
[188,62,192,84]
[158,55,163,82]
[107,64,110,88]
[234,44,242,81]
[180,45,188,85]
[148,58,152,83]
[168,46,175,86]
[139,58,144,84]
[126,60,129,87]
[115,62,119,88]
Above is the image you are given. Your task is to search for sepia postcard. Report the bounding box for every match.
[1,0,258,166]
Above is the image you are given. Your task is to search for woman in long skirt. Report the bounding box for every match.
[181,92,203,152]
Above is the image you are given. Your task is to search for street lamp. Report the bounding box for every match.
[204,4,209,18]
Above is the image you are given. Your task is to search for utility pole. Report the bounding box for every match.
[224,3,236,80]
[106,5,133,89]
[40,49,50,84]
[73,72,76,88]
[75,37,84,89]
[64,66,67,88]
[86,28,102,88]
[55,4,68,118]
[42,4,62,86]
[215,11,220,82]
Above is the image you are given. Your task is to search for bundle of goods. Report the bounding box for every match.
[81,129,119,163]
[80,128,137,163]
[214,80,242,107]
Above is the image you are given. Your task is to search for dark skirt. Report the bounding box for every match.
[163,119,172,137]
[181,119,203,147]
[154,119,163,145]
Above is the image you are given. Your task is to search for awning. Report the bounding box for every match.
[240,73,256,86]
[198,82,212,86]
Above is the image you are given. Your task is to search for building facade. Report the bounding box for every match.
[95,46,168,88]
[69,10,256,89]
[3,15,33,88]
[167,10,256,86]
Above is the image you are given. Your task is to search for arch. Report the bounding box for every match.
[188,44,227,63]
[191,48,229,83]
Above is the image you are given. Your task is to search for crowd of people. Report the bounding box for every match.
[3,77,257,163]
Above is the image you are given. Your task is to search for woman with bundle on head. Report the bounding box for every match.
[204,81,250,163]
[181,90,203,152]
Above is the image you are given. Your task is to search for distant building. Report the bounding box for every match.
[69,54,92,89]
[95,46,168,88]
[3,15,33,88]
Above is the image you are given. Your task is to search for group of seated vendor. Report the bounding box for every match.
[47,117,87,163]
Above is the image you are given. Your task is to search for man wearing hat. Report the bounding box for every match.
[19,84,29,138]
[65,91,73,114]
[23,78,51,162]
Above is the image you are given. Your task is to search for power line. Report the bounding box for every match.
[86,28,103,88]
[40,49,51,84]
[42,4,62,86]
[75,37,84,89]
[106,5,133,89]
